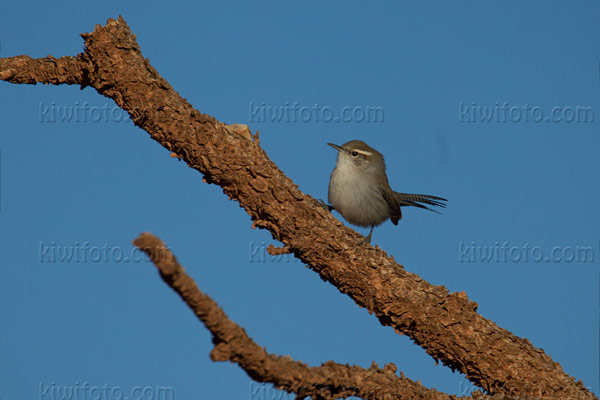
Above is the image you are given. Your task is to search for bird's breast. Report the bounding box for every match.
[328,164,390,227]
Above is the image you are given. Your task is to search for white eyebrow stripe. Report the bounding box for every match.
[353,149,372,156]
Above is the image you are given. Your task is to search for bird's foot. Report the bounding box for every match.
[353,227,373,248]
[317,199,334,212]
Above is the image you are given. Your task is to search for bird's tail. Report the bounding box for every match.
[393,192,447,214]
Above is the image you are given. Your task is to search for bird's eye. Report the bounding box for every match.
[351,151,358,157]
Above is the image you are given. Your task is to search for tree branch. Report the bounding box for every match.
[133,232,468,400]
[0,17,593,399]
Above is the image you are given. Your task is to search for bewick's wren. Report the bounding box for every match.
[327,140,446,243]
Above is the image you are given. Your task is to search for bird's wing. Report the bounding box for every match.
[381,185,402,225]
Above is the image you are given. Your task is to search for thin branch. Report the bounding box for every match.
[133,232,469,400]
[0,55,83,84]
[0,17,594,399]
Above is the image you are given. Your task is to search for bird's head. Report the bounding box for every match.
[327,140,386,172]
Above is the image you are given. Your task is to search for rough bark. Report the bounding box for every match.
[133,232,469,400]
[0,17,593,399]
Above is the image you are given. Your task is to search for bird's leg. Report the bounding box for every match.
[360,226,374,244]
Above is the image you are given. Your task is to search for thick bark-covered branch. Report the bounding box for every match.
[133,232,465,400]
[0,17,594,399]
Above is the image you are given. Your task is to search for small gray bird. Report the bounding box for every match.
[327,140,446,243]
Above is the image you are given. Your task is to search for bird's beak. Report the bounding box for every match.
[327,143,343,152]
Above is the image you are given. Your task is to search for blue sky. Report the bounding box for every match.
[1,1,599,399]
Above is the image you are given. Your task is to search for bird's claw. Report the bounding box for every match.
[317,199,334,212]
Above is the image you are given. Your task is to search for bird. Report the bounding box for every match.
[327,140,446,243]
